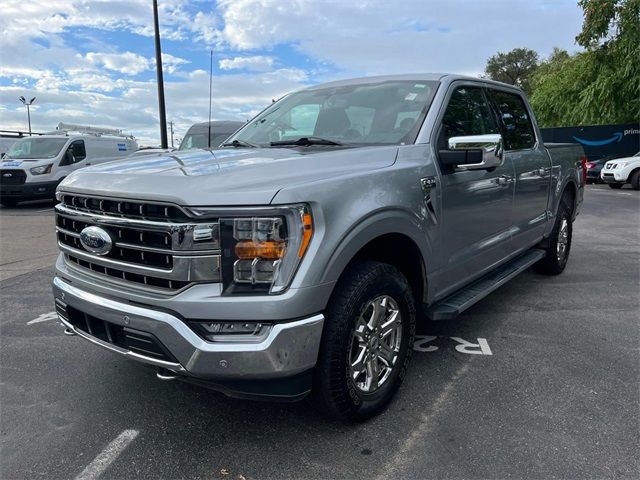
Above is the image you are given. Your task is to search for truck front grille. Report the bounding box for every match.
[55,195,220,294]
[0,169,27,185]
[60,194,189,222]
[65,254,190,290]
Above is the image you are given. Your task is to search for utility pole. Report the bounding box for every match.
[19,96,36,135]
[152,0,168,149]
[169,121,174,148]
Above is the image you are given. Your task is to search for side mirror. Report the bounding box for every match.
[60,149,75,166]
[439,134,503,171]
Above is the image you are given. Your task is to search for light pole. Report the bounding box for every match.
[19,96,36,135]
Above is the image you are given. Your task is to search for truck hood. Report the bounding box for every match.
[58,146,398,206]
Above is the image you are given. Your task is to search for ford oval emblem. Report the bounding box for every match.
[79,226,112,256]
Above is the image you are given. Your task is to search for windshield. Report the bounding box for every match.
[179,133,234,151]
[5,137,69,159]
[228,80,438,147]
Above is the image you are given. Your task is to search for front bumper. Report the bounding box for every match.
[0,180,58,199]
[601,171,626,183]
[52,276,324,398]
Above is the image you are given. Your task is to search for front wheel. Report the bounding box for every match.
[608,183,623,189]
[312,261,416,421]
[630,170,640,191]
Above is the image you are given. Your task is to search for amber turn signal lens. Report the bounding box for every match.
[235,240,286,260]
[298,212,313,257]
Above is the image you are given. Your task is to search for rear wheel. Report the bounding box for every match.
[313,261,416,421]
[535,192,573,275]
[608,183,623,189]
[630,170,640,191]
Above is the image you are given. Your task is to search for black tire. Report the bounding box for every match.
[312,261,416,421]
[608,183,623,189]
[630,170,640,191]
[0,198,19,208]
[535,193,573,275]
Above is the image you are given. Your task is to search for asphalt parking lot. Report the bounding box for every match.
[1,184,638,480]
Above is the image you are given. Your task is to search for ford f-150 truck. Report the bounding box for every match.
[52,74,585,420]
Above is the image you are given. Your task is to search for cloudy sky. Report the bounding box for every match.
[0,0,584,145]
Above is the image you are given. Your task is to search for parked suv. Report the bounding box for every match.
[52,74,584,420]
[601,152,640,189]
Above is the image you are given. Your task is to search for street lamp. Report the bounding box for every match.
[19,96,36,135]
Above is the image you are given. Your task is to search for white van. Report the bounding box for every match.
[0,123,137,207]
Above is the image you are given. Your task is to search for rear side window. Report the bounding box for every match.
[440,86,499,143]
[490,91,536,150]
[69,140,86,161]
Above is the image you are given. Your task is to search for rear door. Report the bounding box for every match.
[488,89,551,249]
[434,83,516,295]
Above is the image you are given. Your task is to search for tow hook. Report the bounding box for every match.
[63,328,77,336]
[156,368,180,381]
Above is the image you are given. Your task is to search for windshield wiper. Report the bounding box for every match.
[270,137,343,147]
[221,139,258,148]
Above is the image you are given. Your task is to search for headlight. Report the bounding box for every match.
[30,164,53,175]
[192,204,313,294]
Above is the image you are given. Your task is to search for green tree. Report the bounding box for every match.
[484,48,539,94]
[530,0,639,127]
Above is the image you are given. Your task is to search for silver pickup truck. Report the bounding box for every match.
[52,74,585,420]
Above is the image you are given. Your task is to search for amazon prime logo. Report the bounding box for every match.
[79,226,112,256]
[573,132,623,147]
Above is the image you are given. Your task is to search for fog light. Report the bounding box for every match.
[190,320,271,341]
[201,322,264,334]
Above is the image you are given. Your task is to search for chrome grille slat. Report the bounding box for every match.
[56,194,221,293]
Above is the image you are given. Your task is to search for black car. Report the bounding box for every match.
[586,158,607,183]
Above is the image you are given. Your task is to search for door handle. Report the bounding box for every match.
[85,163,91,166]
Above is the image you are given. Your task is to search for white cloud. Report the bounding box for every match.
[219,56,275,72]
[214,0,583,75]
[84,52,189,76]
[86,52,151,75]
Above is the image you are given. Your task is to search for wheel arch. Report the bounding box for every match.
[320,210,431,305]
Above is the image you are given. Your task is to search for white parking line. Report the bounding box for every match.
[27,311,58,325]
[591,189,633,196]
[74,429,139,480]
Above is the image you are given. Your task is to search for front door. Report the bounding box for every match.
[435,84,515,296]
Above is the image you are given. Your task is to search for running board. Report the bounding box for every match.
[425,249,545,321]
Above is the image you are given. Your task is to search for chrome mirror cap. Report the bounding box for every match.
[448,134,504,170]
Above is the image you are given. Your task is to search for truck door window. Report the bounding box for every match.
[490,91,535,150]
[68,140,86,162]
[440,87,498,147]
